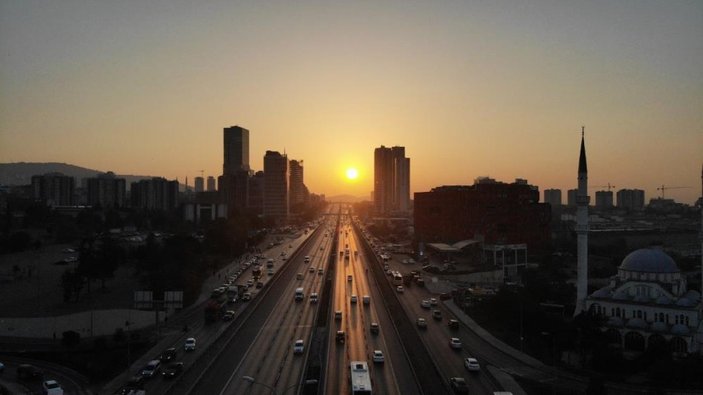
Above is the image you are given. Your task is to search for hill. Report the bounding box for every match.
[0,162,156,187]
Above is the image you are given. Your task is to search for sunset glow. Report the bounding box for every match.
[346,168,359,181]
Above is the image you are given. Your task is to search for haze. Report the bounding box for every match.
[1,1,701,203]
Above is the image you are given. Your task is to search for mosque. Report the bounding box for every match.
[573,130,703,355]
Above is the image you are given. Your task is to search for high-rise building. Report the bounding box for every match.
[194,176,204,193]
[544,189,562,206]
[130,178,179,211]
[595,190,613,209]
[248,171,265,216]
[206,176,216,192]
[87,172,126,208]
[263,151,289,222]
[223,125,250,175]
[31,173,75,206]
[289,159,306,208]
[567,189,578,207]
[616,189,645,211]
[374,145,410,215]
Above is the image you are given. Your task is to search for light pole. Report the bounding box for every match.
[241,376,318,395]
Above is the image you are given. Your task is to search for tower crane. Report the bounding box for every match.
[656,185,690,199]
[590,183,616,192]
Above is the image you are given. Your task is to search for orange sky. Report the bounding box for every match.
[1,1,701,203]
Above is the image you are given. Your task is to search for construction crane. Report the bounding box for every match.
[590,183,616,192]
[656,185,690,199]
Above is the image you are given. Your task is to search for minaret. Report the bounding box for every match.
[575,127,590,316]
[700,163,702,305]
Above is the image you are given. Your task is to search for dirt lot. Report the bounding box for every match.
[0,243,137,318]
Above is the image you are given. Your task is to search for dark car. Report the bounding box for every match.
[17,364,42,381]
[335,331,346,344]
[448,319,459,330]
[370,322,380,334]
[159,347,177,362]
[119,375,145,394]
[449,377,469,394]
[161,362,184,378]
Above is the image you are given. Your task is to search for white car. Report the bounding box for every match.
[372,350,385,363]
[420,299,431,309]
[42,380,64,395]
[184,337,196,351]
[293,339,304,354]
[449,337,462,349]
[429,298,438,306]
[464,357,480,371]
[396,286,404,293]
[350,295,358,304]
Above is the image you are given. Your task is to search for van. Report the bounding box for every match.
[295,287,304,301]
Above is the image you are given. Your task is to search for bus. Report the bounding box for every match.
[350,361,372,395]
[392,272,403,286]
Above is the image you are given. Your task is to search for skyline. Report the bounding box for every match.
[1,1,702,203]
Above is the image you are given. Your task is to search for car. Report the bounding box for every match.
[297,273,303,280]
[416,318,427,328]
[310,293,319,303]
[347,275,353,282]
[184,337,196,351]
[0,361,4,373]
[161,362,184,378]
[223,310,236,321]
[396,286,404,293]
[464,357,480,372]
[140,360,161,378]
[304,256,311,262]
[449,337,462,349]
[335,331,346,343]
[159,347,177,362]
[309,267,315,273]
[17,364,42,380]
[42,379,64,395]
[293,339,304,354]
[448,319,459,330]
[370,322,379,334]
[318,268,324,275]
[362,295,370,305]
[372,350,385,363]
[256,281,263,288]
[420,299,431,309]
[432,309,442,320]
[246,279,254,288]
[334,311,342,321]
[267,268,274,276]
[350,295,358,303]
[449,377,469,394]
[429,297,438,306]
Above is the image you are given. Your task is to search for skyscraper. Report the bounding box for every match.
[374,145,410,215]
[575,128,590,316]
[87,172,126,208]
[223,125,250,175]
[543,189,562,206]
[263,151,289,223]
[206,176,216,192]
[194,176,204,193]
[595,190,613,209]
[289,159,306,208]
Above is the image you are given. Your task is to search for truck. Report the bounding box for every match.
[205,293,227,323]
[227,285,240,303]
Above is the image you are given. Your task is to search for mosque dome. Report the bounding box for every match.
[592,287,612,298]
[619,249,679,273]
[626,318,647,329]
[651,322,668,332]
[676,297,695,307]
[655,295,672,305]
[683,290,700,303]
[606,316,624,327]
[671,324,690,335]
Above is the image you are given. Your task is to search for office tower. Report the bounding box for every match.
[130,178,179,211]
[263,151,289,222]
[289,159,306,208]
[86,172,126,208]
[544,189,562,206]
[248,171,265,216]
[194,176,204,193]
[575,128,590,315]
[207,176,216,192]
[567,189,578,207]
[616,189,645,211]
[374,145,410,215]
[31,173,75,206]
[595,190,613,209]
[223,125,250,175]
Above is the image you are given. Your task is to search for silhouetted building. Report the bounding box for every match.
[194,176,204,193]
[183,191,227,225]
[567,189,578,207]
[374,145,410,215]
[31,173,75,206]
[248,171,265,216]
[86,172,126,208]
[544,189,562,206]
[595,190,614,209]
[289,159,306,209]
[130,178,179,211]
[223,125,250,174]
[206,176,216,192]
[264,151,289,223]
[218,170,249,214]
[616,189,645,210]
[414,179,550,250]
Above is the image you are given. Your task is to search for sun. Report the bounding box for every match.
[346,167,359,180]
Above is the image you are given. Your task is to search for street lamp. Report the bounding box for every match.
[241,376,318,395]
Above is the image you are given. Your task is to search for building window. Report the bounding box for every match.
[637,310,642,319]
